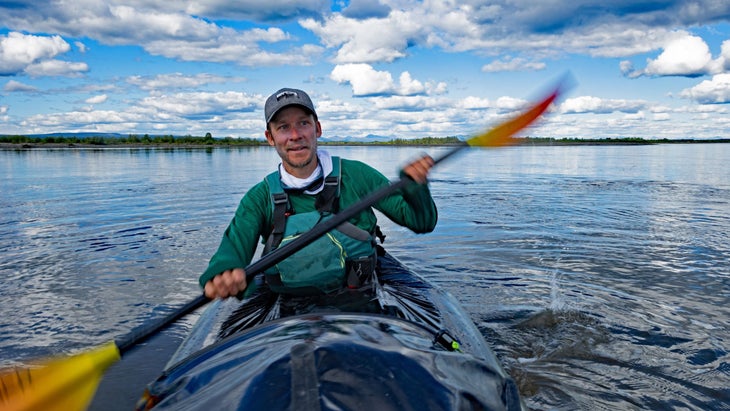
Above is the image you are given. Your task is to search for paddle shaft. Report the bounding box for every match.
[114,142,469,354]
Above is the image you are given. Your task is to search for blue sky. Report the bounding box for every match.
[1,1,729,140]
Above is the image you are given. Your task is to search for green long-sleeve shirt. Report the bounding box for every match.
[199,158,438,287]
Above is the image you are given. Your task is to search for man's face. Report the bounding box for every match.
[265,106,322,178]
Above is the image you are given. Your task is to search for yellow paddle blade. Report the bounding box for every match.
[467,87,561,147]
[0,341,121,411]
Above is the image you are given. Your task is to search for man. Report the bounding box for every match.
[201,87,437,299]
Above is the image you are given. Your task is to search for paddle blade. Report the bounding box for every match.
[467,86,561,147]
[0,341,121,411]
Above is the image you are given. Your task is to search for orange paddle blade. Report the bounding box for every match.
[0,342,121,411]
[467,87,561,147]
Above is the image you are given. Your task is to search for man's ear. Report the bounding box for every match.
[264,130,275,146]
[315,120,322,138]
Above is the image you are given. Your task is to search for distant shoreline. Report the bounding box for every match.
[1,136,729,150]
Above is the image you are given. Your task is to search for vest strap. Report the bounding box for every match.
[263,192,289,255]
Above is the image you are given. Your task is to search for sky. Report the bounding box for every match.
[1,0,729,141]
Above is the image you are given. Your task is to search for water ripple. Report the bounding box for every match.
[2,145,729,410]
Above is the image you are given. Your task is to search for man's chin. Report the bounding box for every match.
[285,151,314,169]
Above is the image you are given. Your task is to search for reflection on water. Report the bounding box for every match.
[2,144,729,410]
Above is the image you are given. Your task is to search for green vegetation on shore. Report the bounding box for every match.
[1,133,728,148]
[522,137,730,145]
[0,133,262,147]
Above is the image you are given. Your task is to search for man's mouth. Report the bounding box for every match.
[288,146,308,152]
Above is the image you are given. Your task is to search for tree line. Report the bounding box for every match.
[1,134,727,147]
[0,134,465,147]
[0,133,263,146]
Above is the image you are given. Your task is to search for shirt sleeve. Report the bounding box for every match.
[198,182,271,287]
[341,159,438,234]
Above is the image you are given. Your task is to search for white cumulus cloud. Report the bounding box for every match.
[330,64,394,96]
[0,32,72,75]
[679,73,730,104]
[623,32,728,78]
[329,64,446,97]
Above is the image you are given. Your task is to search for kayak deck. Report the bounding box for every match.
[138,251,525,410]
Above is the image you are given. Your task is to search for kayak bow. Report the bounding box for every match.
[137,251,526,411]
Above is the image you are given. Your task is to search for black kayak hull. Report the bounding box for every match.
[138,252,525,411]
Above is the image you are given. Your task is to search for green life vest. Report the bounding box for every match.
[262,157,375,295]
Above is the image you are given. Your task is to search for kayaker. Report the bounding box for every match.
[200,87,437,299]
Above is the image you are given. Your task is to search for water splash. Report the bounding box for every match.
[548,267,566,311]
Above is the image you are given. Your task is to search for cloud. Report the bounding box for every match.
[1,4,324,66]
[137,91,259,118]
[330,64,443,97]
[459,96,491,110]
[85,94,108,104]
[302,13,416,64]
[494,96,529,112]
[17,92,260,134]
[427,81,448,95]
[3,1,728,71]
[74,41,87,53]
[342,0,390,19]
[622,32,728,78]
[643,33,712,76]
[561,96,648,114]
[301,2,730,66]
[478,1,730,36]
[396,72,426,95]
[139,24,325,66]
[127,73,244,90]
[0,32,73,75]
[482,57,546,72]
[184,0,328,21]
[330,64,394,95]
[24,59,89,77]
[97,6,325,66]
[679,73,730,104]
[368,95,447,112]
[4,79,38,92]
[717,39,730,72]
[21,109,138,130]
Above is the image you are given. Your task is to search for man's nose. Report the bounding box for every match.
[289,126,303,139]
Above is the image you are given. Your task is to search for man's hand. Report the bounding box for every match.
[204,268,247,299]
[403,154,435,184]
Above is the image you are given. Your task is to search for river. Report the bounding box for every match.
[1,143,728,410]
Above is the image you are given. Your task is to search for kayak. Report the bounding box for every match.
[136,249,526,410]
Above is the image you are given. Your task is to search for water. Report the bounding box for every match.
[1,144,729,410]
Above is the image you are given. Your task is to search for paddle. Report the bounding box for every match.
[0,79,565,411]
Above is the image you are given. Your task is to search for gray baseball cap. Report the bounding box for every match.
[264,88,317,124]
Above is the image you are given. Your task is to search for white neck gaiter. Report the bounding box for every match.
[278,150,333,194]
